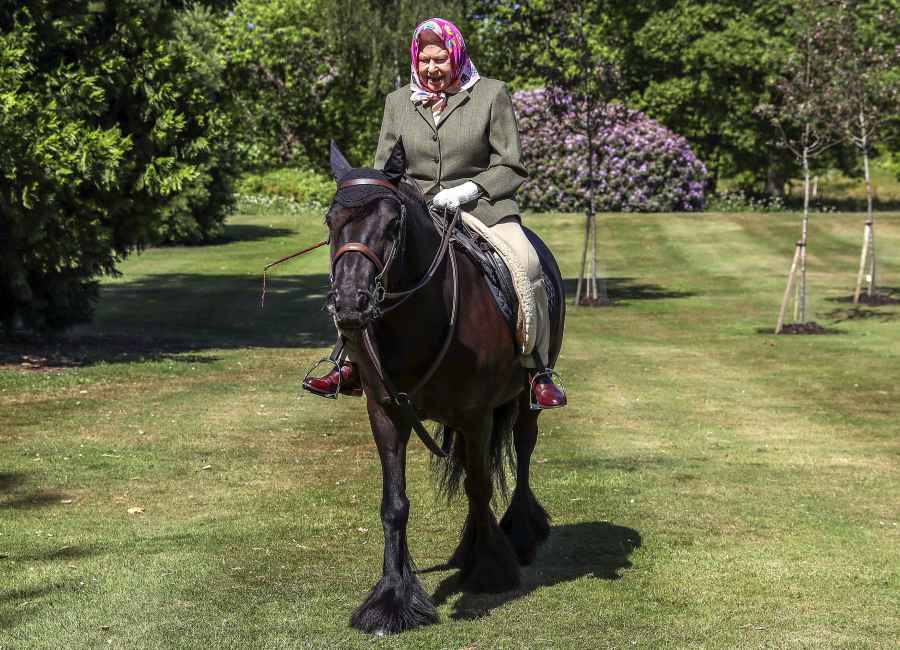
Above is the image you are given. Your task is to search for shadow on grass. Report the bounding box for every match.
[0,473,74,511]
[562,277,695,304]
[0,490,75,510]
[429,521,641,620]
[0,584,60,632]
[782,195,900,212]
[13,544,100,563]
[754,324,846,335]
[215,224,295,244]
[0,473,24,493]
[1,274,338,368]
[825,307,900,323]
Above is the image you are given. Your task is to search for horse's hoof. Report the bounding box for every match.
[500,489,551,565]
[350,574,439,634]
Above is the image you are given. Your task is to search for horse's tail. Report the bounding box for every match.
[431,399,518,502]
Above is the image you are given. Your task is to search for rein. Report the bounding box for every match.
[331,177,462,458]
[259,176,460,458]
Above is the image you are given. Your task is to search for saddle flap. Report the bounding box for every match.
[437,211,519,346]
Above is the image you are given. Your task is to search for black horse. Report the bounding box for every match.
[324,141,565,634]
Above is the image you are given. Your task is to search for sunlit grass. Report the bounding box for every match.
[2,206,899,649]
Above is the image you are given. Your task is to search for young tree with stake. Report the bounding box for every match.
[498,0,627,306]
[757,0,845,333]
[831,2,900,303]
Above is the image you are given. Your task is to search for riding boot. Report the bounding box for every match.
[302,338,363,399]
[529,352,567,410]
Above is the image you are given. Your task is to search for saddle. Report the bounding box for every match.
[429,208,557,352]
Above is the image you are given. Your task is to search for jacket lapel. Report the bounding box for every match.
[437,89,471,130]
[414,102,437,134]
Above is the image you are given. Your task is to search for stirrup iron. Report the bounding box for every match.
[529,368,567,411]
[302,358,342,399]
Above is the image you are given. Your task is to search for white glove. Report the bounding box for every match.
[432,181,481,210]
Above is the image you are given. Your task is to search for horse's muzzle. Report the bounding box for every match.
[328,288,377,330]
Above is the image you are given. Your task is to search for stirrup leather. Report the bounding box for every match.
[302,358,342,399]
[529,368,567,411]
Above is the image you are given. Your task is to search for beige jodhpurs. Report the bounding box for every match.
[488,216,550,369]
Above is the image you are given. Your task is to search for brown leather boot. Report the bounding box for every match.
[303,362,362,398]
[531,370,567,410]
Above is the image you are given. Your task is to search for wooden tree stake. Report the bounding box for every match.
[776,242,803,334]
[852,220,872,304]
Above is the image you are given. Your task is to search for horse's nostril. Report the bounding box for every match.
[356,290,370,311]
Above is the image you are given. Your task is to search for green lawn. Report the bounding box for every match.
[2,205,899,649]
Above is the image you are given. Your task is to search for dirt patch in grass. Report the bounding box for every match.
[830,287,900,306]
[779,322,832,335]
[756,322,842,335]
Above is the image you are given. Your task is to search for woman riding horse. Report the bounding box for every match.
[304,17,566,408]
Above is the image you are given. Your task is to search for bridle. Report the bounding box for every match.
[330,177,460,320]
[330,176,462,457]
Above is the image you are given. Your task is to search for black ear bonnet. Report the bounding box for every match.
[332,168,399,209]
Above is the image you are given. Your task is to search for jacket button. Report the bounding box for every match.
[432,134,438,141]
[433,156,439,163]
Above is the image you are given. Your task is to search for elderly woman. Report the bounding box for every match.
[304,17,566,409]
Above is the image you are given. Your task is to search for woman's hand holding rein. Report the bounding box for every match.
[432,181,481,210]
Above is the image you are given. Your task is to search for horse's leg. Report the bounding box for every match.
[350,401,438,634]
[500,390,551,565]
[451,414,521,593]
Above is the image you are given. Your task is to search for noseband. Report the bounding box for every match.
[331,177,459,318]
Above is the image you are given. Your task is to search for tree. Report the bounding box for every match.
[757,0,845,333]
[617,0,796,194]
[319,0,470,165]
[831,1,900,303]
[222,0,469,172]
[0,1,238,331]
[220,0,328,169]
[490,0,628,306]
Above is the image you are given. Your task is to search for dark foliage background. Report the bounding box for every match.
[1,0,897,331]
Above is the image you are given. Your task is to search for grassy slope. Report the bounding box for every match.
[1,207,899,649]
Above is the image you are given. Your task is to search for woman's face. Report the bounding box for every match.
[417,43,452,92]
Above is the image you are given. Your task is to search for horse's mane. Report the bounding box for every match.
[397,175,431,221]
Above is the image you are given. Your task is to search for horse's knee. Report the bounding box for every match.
[381,495,409,528]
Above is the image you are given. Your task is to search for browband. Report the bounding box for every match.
[338,178,398,192]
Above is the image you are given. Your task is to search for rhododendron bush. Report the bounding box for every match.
[513,89,707,213]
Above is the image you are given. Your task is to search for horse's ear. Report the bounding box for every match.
[330,141,352,181]
[381,139,406,185]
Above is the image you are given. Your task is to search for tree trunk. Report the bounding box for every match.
[852,122,877,303]
[862,137,876,298]
[799,149,811,324]
[575,112,604,306]
[853,222,871,304]
[593,213,608,303]
[573,214,590,308]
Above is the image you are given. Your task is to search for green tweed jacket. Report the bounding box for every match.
[373,77,528,226]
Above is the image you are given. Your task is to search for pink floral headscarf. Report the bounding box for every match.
[409,18,480,113]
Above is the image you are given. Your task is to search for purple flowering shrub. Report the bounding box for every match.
[513,89,707,212]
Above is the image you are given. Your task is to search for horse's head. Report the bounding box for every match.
[325,140,408,332]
